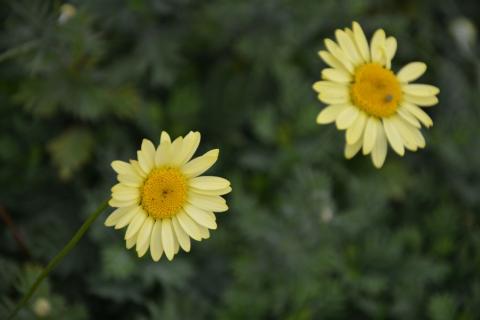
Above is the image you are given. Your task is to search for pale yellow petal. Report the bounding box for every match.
[142,139,156,160]
[335,105,359,130]
[404,94,438,107]
[317,85,350,98]
[184,203,217,230]
[205,210,216,221]
[112,188,140,202]
[172,216,191,252]
[173,230,180,255]
[117,174,143,187]
[161,218,175,261]
[402,102,433,127]
[111,193,139,202]
[352,21,370,62]
[129,160,147,178]
[384,36,397,69]
[159,131,171,144]
[108,197,138,208]
[316,105,348,124]
[188,193,228,213]
[362,116,380,155]
[137,139,155,173]
[125,209,147,240]
[175,131,201,166]
[371,125,387,168]
[111,160,130,174]
[312,81,348,95]
[383,118,405,156]
[105,207,133,227]
[198,225,210,240]
[111,161,136,176]
[403,84,440,97]
[317,51,350,74]
[324,38,354,73]
[136,216,154,257]
[115,206,141,229]
[182,149,219,178]
[176,210,202,241]
[344,138,362,159]
[126,231,138,250]
[370,29,386,64]
[345,28,365,63]
[396,62,427,83]
[322,68,352,83]
[391,115,419,151]
[136,239,149,258]
[397,107,421,128]
[135,216,154,251]
[111,183,139,193]
[189,176,230,190]
[110,183,140,194]
[346,111,367,145]
[167,136,184,166]
[150,220,163,261]
[155,135,171,166]
[191,186,232,196]
[411,128,426,148]
[335,29,362,66]
[318,93,349,105]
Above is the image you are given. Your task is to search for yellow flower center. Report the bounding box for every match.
[350,63,402,118]
[141,167,188,219]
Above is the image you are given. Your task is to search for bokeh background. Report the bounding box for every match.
[1,0,480,319]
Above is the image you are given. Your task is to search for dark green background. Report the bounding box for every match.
[1,0,479,319]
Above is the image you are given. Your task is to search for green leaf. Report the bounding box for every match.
[47,127,95,180]
[428,294,457,320]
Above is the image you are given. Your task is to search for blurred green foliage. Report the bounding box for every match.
[1,0,480,319]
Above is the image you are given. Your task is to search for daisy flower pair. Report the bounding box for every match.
[106,22,439,262]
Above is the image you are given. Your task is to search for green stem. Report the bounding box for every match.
[8,199,109,320]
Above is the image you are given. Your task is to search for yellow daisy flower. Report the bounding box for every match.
[105,131,231,261]
[313,22,439,168]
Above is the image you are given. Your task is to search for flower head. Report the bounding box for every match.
[105,131,231,261]
[313,22,439,168]
[58,4,76,25]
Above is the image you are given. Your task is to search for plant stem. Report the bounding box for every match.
[8,199,110,319]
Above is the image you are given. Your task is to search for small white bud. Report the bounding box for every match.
[450,17,477,56]
[321,206,334,223]
[33,297,51,318]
